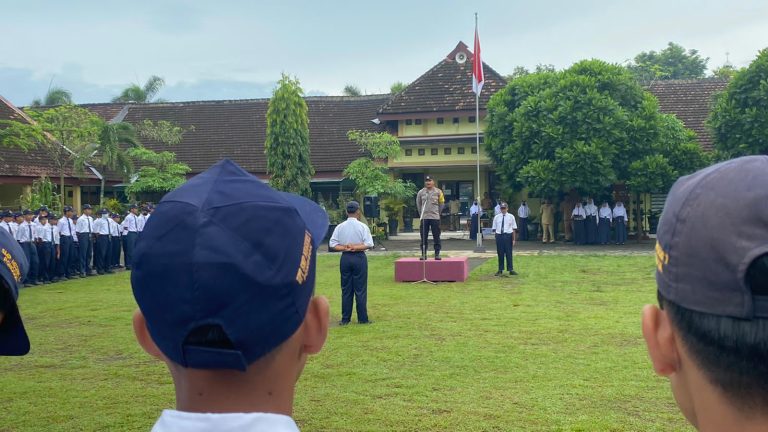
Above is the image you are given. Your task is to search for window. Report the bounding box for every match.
[452,117,460,124]
[457,147,465,154]
[415,119,422,125]
[444,148,452,155]
[436,117,444,124]
[405,119,413,125]
[471,147,477,154]
[469,116,476,123]
[431,148,438,156]
[405,149,412,156]
[418,148,425,156]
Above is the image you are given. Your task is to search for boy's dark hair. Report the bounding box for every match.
[659,253,768,412]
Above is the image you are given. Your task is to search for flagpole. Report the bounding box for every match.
[473,12,486,253]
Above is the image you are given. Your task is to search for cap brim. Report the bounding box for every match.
[278,192,330,249]
[0,307,30,356]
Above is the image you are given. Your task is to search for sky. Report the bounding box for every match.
[2,0,767,106]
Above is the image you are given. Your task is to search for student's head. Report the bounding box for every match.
[38,205,48,217]
[147,204,154,213]
[0,229,30,356]
[38,214,48,225]
[64,206,73,218]
[82,204,93,216]
[346,201,361,219]
[642,156,768,429]
[111,213,120,223]
[129,204,138,215]
[521,201,527,205]
[602,201,609,207]
[499,202,508,213]
[141,206,148,216]
[49,215,58,225]
[131,159,329,413]
[425,176,435,188]
[14,213,22,224]
[99,208,109,219]
[2,211,11,223]
[21,210,33,222]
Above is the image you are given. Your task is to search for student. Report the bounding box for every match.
[131,159,329,431]
[35,214,55,284]
[124,204,140,270]
[469,200,482,241]
[329,201,375,326]
[571,202,587,245]
[48,214,61,282]
[0,228,30,356]
[597,201,612,245]
[584,198,598,245]
[14,210,38,287]
[57,206,76,280]
[612,202,627,245]
[642,156,768,431]
[492,202,517,276]
[517,201,530,241]
[69,213,81,277]
[2,210,15,237]
[109,213,123,269]
[92,208,112,275]
[76,204,95,277]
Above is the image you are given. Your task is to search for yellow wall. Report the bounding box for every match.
[389,143,491,167]
[0,184,24,209]
[399,116,488,137]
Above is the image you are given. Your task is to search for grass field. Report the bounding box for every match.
[0,254,692,431]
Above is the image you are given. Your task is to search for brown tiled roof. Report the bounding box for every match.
[378,42,507,116]
[645,79,729,151]
[0,96,97,180]
[117,95,389,176]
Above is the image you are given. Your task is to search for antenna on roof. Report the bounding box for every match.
[725,51,731,66]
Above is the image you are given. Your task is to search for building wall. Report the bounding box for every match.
[399,116,488,137]
[0,184,24,209]
[389,143,491,168]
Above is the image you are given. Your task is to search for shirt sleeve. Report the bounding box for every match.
[362,224,374,248]
[491,215,499,233]
[510,215,518,230]
[329,224,341,248]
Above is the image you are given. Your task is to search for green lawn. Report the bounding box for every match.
[0,254,692,431]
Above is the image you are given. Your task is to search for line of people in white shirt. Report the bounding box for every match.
[572,199,628,245]
[2,203,154,287]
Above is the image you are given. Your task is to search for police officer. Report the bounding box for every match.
[492,202,518,276]
[92,208,112,275]
[15,210,39,287]
[76,204,95,277]
[329,201,374,325]
[57,206,76,279]
[415,176,444,260]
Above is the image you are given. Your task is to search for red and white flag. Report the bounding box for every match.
[472,25,484,95]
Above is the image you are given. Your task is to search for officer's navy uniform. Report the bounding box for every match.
[329,209,374,324]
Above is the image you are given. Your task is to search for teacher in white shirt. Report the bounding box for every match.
[492,202,518,276]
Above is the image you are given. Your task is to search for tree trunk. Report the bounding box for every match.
[59,171,66,209]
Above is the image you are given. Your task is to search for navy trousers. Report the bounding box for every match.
[125,232,137,269]
[340,252,369,323]
[77,233,93,275]
[495,233,514,272]
[519,218,529,241]
[573,219,586,245]
[19,242,39,285]
[37,242,54,282]
[586,216,597,244]
[615,218,627,244]
[94,235,110,273]
[597,218,611,244]
[470,214,479,241]
[58,235,74,278]
[111,236,122,267]
[419,219,441,256]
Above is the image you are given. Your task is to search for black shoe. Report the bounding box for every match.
[106,270,114,274]
[23,283,33,288]
[434,255,442,261]
[80,273,87,278]
[30,281,39,286]
[509,270,518,276]
[97,271,104,275]
[125,266,131,271]
[338,321,350,326]
[494,271,502,276]
[419,255,426,261]
[359,320,374,325]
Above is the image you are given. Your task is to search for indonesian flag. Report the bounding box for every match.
[472,25,484,95]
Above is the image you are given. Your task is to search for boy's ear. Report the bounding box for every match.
[302,296,329,355]
[133,309,164,360]
[642,304,681,377]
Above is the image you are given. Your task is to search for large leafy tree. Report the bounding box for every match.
[31,86,73,107]
[628,42,709,81]
[112,75,166,103]
[343,130,416,200]
[265,73,314,196]
[125,147,190,197]
[485,59,708,200]
[708,48,768,157]
[79,122,141,204]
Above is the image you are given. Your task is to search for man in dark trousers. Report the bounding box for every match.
[329,201,374,326]
[75,204,95,277]
[57,206,76,280]
[517,201,530,241]
[123,204,140,270]
[14,210,39,287]
[492,202,518,276]
[415,176,445,260]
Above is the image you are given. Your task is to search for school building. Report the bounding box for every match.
[0,41,728,236]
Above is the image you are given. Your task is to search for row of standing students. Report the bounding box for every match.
[1,203,152,287]
[571,200,628,245]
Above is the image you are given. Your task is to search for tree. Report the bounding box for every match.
[711,63,739,80]
[389,81,407,94]
[31,86,73,107]
[264,74,314,196]
[627,42,709,81]
[79,122,141,205]
[124,147,190,197]
[505,64,556,81]
[112,75,166,103]
[485,59,707,199]
[709,48,768,157]
[342,84,362,96]
[343,130,416,204]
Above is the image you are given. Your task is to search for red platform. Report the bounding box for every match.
[394,257,469,282]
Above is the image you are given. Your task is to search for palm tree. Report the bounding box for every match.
[111,75,166,103]
[80,122,141,204]
[31,86,73,106]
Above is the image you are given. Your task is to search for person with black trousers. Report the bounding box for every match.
[415,176,445,260]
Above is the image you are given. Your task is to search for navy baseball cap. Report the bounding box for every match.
[63,205,73,213]
[0,229,30,356]
[82,204,92,210]
[346,201,360,213]
[131,159,329,371]
[500,202,508,208]
[656,156,768,319]
[21,209,32,216]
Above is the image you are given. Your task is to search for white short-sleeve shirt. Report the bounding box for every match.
[151,410,300,432]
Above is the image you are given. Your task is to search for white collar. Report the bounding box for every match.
[151,409,300,432]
